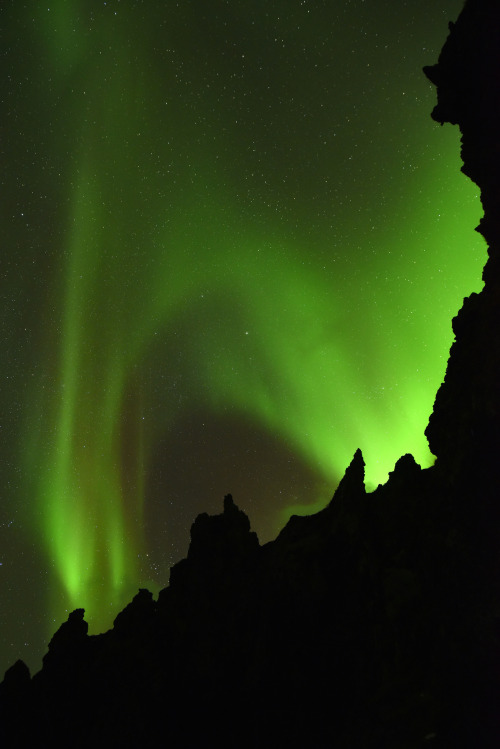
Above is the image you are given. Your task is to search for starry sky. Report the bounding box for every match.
[0,0,485,677]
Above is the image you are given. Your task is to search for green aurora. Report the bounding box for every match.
[1,0,485,665]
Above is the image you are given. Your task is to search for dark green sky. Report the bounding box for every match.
[0,0,484,677]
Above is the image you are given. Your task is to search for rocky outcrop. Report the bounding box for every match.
[1,2,499,747]
[168,493,259,592]
[424,0,500,485]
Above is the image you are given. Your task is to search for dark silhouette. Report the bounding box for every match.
[1,2,499,746]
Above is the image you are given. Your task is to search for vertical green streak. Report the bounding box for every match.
[37,167,139,622]
[30,3,153,625]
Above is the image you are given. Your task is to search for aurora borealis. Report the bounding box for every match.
[0,0,486,676]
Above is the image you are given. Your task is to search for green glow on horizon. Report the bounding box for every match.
[22,1,485,634]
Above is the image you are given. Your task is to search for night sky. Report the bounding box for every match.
[1,0,485,677]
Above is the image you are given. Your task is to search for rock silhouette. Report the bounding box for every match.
[1,2,499,746]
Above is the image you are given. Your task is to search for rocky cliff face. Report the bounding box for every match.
[1,3,499,747]
[424,0,500,482]
[423,6,500,707]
